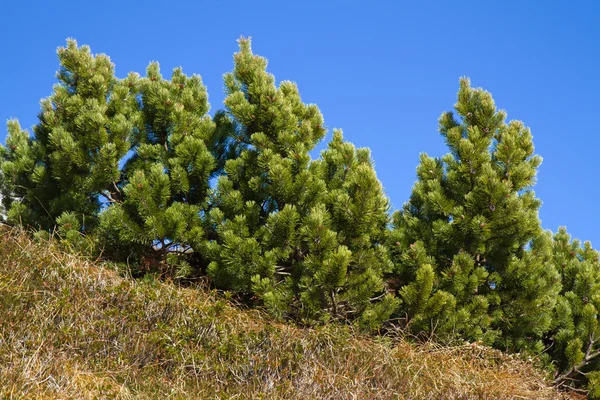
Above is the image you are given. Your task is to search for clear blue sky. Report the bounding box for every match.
[1,1,599,244]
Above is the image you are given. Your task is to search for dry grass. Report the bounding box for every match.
[0,225,578,399]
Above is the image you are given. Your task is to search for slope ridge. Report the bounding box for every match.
[0,226,574,399]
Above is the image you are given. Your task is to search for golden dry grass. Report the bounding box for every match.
[0,226,579,399]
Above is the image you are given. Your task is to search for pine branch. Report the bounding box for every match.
[369,291,389,302]
[100,191,121,204]
[553,335,599,387]
[274,265,292,276]
[330,290,338,317]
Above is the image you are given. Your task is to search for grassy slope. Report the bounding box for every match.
[0,226,576,399]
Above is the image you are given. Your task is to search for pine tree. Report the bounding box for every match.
[550,227,600,394]
[1,39,139,232]
[390,78,561,350]
[310,130,399,329]
[97,62,231,274]
[207,38,397,327]
[205,37,327,297]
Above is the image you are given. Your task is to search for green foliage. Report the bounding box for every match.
[55,211,98,255]
[549,227,600,392]
[390,78,561,350]
[1,39,139,231]
[206,38,396,328]
[97,62,226,273]
[588,372,600,399]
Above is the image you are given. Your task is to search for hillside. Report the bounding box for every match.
[0,226,576,399]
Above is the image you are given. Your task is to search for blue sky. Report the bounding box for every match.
[1,1,599,244]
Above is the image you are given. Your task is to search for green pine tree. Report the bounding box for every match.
[207,38,397,328]
[97,62,231,275]
[206,37,327,297]
[311,130,399,329]
[550,227,600,394]
[1,39,139,233]
[390,78,561,350]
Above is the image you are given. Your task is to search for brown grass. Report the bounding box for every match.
[0,225,579,399]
